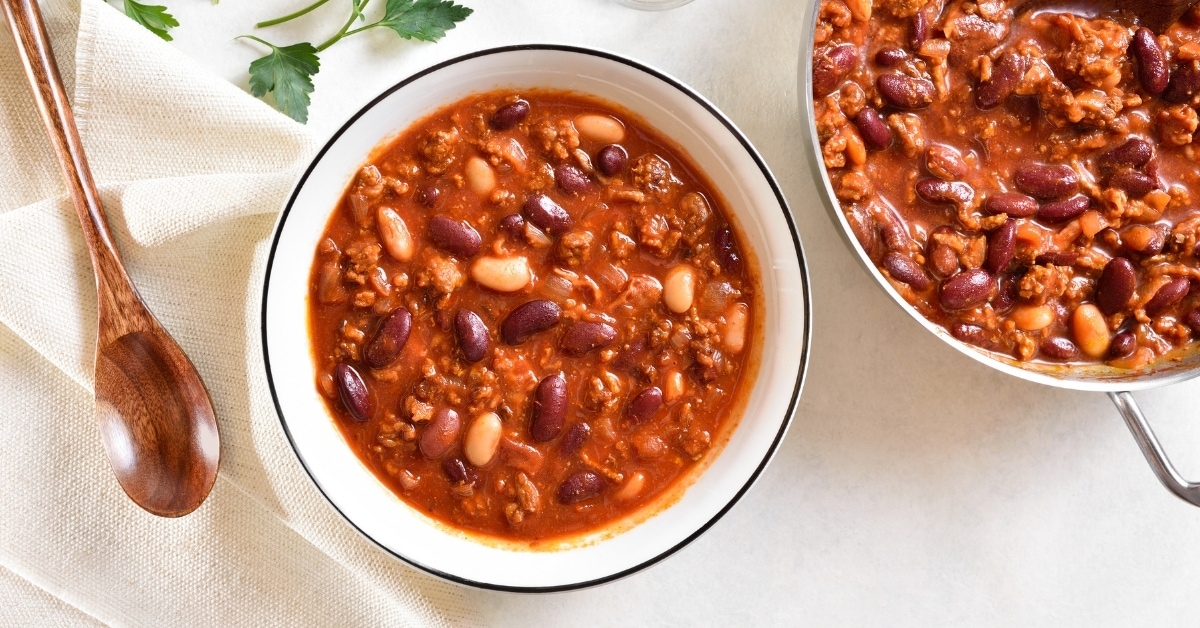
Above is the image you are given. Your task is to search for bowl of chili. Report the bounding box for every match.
[804,1,1200,507]
[263,45,810,590]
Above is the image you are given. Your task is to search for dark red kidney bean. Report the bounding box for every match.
[916,178,974,206]
[1144,277,1191,316]
[627,387,664,423]
[455,309,490,363]
[1040,337,1080,361]
[986,219,1017,275]
[501,300,563,345]
[854,107,893,150]
[442,457,476,485]
[1109,331,1138,358]
[1132,28,1169,95]
[993,273,1020,313]
[335,363,374,422]
[878,205,912,252]
[950,321,999,350]
[875,47,907,67]
[813,44,858,98]
[523,194,572,234]
[910,10,929,49]
[1098,138,1153,172]
[1035,251,1079,266]
[427,216,481,258]
[596,144,628,176]
[417,186,439,208]
[1109,170,1157,198]
[1037,194,1091,223]
[714,226,742,273]
[560,422,590,455]
[490,99,530,130]
[498,213,526,240]
[1184,308,1200,333]
[1163,60,1200,104]
[984,192,1039,217]
[363,308,413,369]
[883,251,930,290]
[530,373,568,442]
[976,50,1027,110]
[1095,257,1137,315]
[940,268,993,310]
[559,321,618,356]
[612,335,647,372]
[1015,164,1079,200]
[876,73,936,109]
[556,163,591,194]
[558,470,605,504]
[419,408,461,459]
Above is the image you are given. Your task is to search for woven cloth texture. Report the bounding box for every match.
[0,0,479,624]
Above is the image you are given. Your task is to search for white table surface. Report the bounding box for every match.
[164,0,1200,623]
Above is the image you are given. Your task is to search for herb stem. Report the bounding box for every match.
[316,0,372,52]
[237,34,275,48]
[256,0,333,28]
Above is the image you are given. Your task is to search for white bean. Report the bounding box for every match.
[663,370,685,403]
[574,114,626,144]
[663,266,696,314]
[471,256,531,292]
[465,156,497,196]
[463,412,502,467]
[377,207,413,262]
[722,303,749,353]
[614,472,646,501]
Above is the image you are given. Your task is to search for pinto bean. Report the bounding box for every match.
[876,73,936,109]
[523,194,572,234]
[363,307,413,369]
[1014,164,1079,200]
[916,178,974,206]
[530,373,568,442]
[976,50,1027,110]
[985,219,1017,274]
[427,216,482,258]
[627,387,664,423]
[940,268,993,310]
[501,300,563,345]
[471,256,532,292]
[983,192,1038,217]
[1132,28,1169,95]
[853,107,893,150]
[596,145,628,176]
[1144,277,1191,316]
[560,321,618,356]
[1072,304,1112,358]
[419,408,461,459]
[1095,257,1137,315]
[574,114,626,143]
[335,363,373,422]
[1036,194,1091,223]
[883,251,930,290]
[813,44,859,97]
[558,470,605,504]
[455,309,490,363]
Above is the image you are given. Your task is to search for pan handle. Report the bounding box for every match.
[1109,391,1200,507]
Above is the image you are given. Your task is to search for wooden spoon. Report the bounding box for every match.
[1,0,220,517]
[1018,0,1199,32]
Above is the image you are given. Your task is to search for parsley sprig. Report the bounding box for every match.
[241,0,473,123]
[120,0,179,41]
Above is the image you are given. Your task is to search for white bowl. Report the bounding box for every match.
[261,45,810,591]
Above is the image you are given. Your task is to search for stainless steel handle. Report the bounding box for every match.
[1109,391,1200,507]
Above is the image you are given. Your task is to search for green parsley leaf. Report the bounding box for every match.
[376,0,472,42]
[122,0,179,41]
[246,40,321,124]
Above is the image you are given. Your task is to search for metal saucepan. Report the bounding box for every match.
[800,2,1200,507]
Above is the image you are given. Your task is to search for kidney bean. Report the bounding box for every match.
[1035,251,1079,267]
[1131,29,1169,95]
[419,408,461,459]
[427,215,482,258]
[501,300,562,345]
[985,219,1017,274]
[1098,138,1153,173]
[490,99,530,130]
[560,423,590,455]
[950,321,999,350]
[455,309,490,363]
[1109,331,1138,359]
[993,273,1020,313]
[883,251,930,290]
[926,144,967,180]
[1163,60,1200,104]
[876,205,911,252]
[560,321,618,356]
[1109,170,1157,198]
[976,50,1027,110]
[853,107,893,150]
[813,44,859,98]
[1095,257,1137,315]
[558,470,605,504]
[983,192,1038,217]
[876,73,936,109]
[1185,308,1200,333]
[596,144,628,176]
[556,163,591,194]
[916,178,974,206]
[498,213,525,240]
[1036,194,1091,223]
[335,363,373,422]
[1015,163,1079,200]
[416,186,439,208]
[530,373,567,442]
[875,47,907,66]
[940,268,993,310]
[1145,277,1191,316]
[627,387,664,423]
[714,226,743,273]
[523,194,572,234]
[363,307,413,369]
[1041,337,1080,361]
[442,458,474,486]
[612,335,647,372]
[910,10,929,49]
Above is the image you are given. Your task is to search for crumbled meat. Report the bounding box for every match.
[887,113,925,159]
[404,396,434,423]
[416,254,465,295]
[680,429,711,460]
[533,118,580,161]
[835,171,873,202]
[418,128,460,175]
[1019,265,1071,304]
[879,0,930,18]
[356,165,385,198]
[676,192,711,245]
[610,230,636,258]
[584,371,621,411]
[635,209,681,257]
[1157,104,1198,146]
[631,154,679,201]
[557,230,594,267]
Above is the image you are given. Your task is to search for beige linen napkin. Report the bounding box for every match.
[0,0,480,624]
